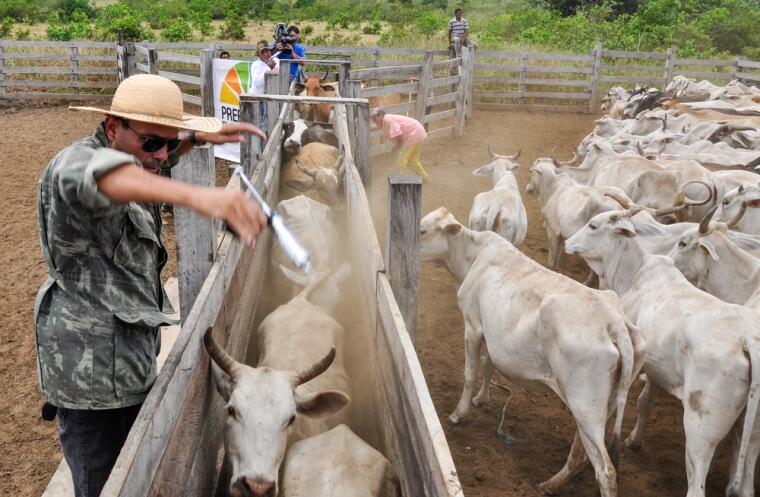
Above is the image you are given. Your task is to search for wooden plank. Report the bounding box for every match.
[378,100,415,114]
[431,75,459,88]
[475,90,590,100]
[415,52,434,128]
[474,102,590,113]
[147,48,158,75]
[424,108,456,123]
[199,49,214,117]
[1,92,110,100]
[427,91,458,106]
[135,44,150,56]
[182,93,201,106]
[589,41,603,112]
[598,75,665,83]
[600,63,664,72]
[602,49,667,59]
[157,69,201,86]
[477,50,593,62]
[158,52,201,65]
[739,73,760,83]
[2,52,73,60]
[376,274,464,497]
[70,46,79,96]
[476,76,590,87]
[0,42,5,99]
[475,63,594,74]
[674,70,735,80]
[352,64,422,80]
[361,82,418,97]
[455,47,471,134]
[171,145,217,325]
[663,46,676,87]
[135,62,149,74]
[0,79,116,88]
[432,58,461,71]
[385,175,422,341]
[676,57,736,67]
[240,93,369,106]
[738,59,760,70]
[0,40,115,48]
[3,66,117,75]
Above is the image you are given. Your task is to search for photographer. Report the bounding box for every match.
[275,25,305,82]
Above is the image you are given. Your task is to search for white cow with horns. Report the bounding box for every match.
[565,209,760,497]
[420,207,645,497]
[468,146,527,245]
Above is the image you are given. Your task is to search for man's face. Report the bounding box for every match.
[456,10,463,20]
[105,116,178,174]
[259,49,271,62]
[288,30,299,42]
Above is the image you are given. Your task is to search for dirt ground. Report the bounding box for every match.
[0,105,736,496]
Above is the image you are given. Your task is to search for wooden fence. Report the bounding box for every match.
[2,39,760,114]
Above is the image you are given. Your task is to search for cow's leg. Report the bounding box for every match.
[683,401,735,497]
[625,377,656,450]
[726,414,760,497]
[473,353,495,407]
[546,231,562,270]
[538,430,588,495]
[449,320,483,424]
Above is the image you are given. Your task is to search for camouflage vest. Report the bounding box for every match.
[35,124,178,409]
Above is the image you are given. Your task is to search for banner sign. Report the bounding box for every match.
[212,58,254,163]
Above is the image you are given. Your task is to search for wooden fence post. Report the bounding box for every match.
[70,44,79,96]
[455,47,470,137]
[0,41,5,101]
[239,99,262,177]
[147,46,158,75]
[371,48,380,87]
[415,51,434,130]
[518,51,528,105]
[589,41,603,113]
[171,144,217,324]
[735,56,747,83]
[663,46,676,89]
[338,57,351,98]
[125,42,136,79]
[265,72,280,134]
[385,174,422,344]
[200,49,214,117]
[466,44,475,120]
[353,94,371,187]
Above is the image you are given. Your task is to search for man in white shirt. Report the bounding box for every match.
[251,40,279,129]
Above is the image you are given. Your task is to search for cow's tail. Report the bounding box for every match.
[485,206,501,233]
[607,318,638,469]
[727,337,760,497]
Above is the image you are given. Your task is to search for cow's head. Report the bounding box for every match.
[205,328,349,497]
[526,158,559,194]
[291,148,346,200]
[304,68,333,96]
[716,183,760,229]
[283,119,309,154]
[420,207,463,263]
[668,208,722,286]
[565,210,638,270]
[473,146,520,185]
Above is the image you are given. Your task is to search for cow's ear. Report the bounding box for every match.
[295,389,350,418]
[443,222,462,235]
[699,239,720,261]
[613,218,637,238]
[746,198,760,208]
[472,164,492,177]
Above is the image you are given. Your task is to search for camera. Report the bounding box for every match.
[274,23,295,53]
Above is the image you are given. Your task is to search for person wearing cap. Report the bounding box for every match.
[252,40,279,129]
[35,74,268,497]
[371,109,429,181]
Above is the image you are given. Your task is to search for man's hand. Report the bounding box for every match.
[193,188,268,248]
[196,122,267,145]
[266,58,276,69]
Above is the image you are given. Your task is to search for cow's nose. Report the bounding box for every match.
[242,477,275,497]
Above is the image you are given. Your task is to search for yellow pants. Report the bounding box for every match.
[397,142,428,179]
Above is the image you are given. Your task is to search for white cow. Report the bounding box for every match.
[420,207,645,497]
[205,265,352,497]
[716,184,760,236]
[469,147,527,245]
[565,210,760,497]
[280,425,399,497]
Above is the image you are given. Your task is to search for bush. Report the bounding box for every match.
[218,12,246,40]
[46,10,93,40]
[413,11,446,35]
[362,21,382,34]
[161,18,193,41]
[302,24,314,35]
[96,4,151,41]
[15,27,30,40]
[0,17,13,37]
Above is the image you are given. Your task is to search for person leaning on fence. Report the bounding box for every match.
[252,39,280,129]
[35,74,268,497]
[448,8,471,55]
[371,109,429,181]
[275,25,305,82]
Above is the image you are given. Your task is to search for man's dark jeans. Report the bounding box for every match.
[57,404,142,497]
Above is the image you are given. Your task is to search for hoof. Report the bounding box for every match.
[537,481,557,496]
[496,430,515,445]
[472,395,489,407]
[448,412,466,425]
[625,436,641,452]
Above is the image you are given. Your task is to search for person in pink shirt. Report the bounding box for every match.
[371,109,429,181]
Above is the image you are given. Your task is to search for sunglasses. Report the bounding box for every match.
[122,119,182,154]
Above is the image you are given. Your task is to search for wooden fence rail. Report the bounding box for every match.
[2,40,759,112]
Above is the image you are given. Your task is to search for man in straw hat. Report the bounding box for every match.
[35,74,268,497]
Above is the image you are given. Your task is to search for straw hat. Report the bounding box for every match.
[70,74,222,133]
[256,39,272,55]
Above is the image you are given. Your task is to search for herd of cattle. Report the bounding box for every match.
[420,75,760,497]
[202,72,760,497]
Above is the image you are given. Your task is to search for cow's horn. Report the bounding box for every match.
[636,142,645,156]
[333,147,346,173]
[508,149,522,161]
[550,147,562,168]
[296,347,336,386]
[204,327,241,379]
[604,192,632,209]
[653,204,687,217]
[659,115,667,131]
[680,180,715,207]
[322,68,330,81]
[295,158,318,179]
[726,201,748,228]
[698,204,718,235]
[487,144,498,159]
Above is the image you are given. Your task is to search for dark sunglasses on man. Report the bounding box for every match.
[120,118,183,154]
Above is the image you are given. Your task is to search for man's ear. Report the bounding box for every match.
[295,389,350,419]
[103,115,121,145]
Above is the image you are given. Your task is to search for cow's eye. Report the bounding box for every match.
[287,415,296,427]
[589,224,597,231]
[678,241,687,248]
[420,229,427,236]
[722,199,729,206]
[227,405,236,418]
